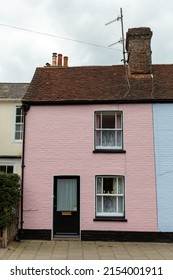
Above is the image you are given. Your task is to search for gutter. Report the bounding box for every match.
[0,156,21,159]
[19,104,30,239]
[22,98,173,106]
[0,98,23,102]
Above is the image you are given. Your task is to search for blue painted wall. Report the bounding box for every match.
[153,104,173,232]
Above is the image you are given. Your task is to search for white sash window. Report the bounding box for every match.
[96,176,125,217]
[95,111,123,150]
[15,106,23,140]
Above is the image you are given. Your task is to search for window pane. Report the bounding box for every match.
[102,114,115,128]
[103,178,114,194]
[103,196,116,213]
[116,114,122,129]
[0,166,6,173]
[96,114,101,128]
[7,166,14,173]
[118,197,124,213]
[96,130,101,146]
[16,107,22,115]
[118,178,124,194]
[102,130,115,146]
[57,179,77,211]
[15,124,22,131]
[116,131,122,146]
[96,177,102,194]
[15,132,20,140]
[97,197,102,213]
[113,177,117,194]
[16,115,23,123]
[16,116,21,123]
[15,124,23,140]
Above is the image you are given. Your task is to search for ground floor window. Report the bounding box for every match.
[0,165,14,173]
[96,176,125,217]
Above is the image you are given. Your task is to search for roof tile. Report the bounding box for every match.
[0,83,29,99]
[23,65,173,104]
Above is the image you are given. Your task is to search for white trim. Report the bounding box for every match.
[95,145,123,149]
[96,213,124,217]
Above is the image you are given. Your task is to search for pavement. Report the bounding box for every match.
[1,240,173,260]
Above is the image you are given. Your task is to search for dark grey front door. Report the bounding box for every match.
[53,176,80,236]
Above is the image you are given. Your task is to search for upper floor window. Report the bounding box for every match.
[15,106,23,141]
[95,111,123,150]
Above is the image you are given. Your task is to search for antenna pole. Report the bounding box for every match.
[105,7,126,64]
[120,8,126,64]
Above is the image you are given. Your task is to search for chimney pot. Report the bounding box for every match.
[126,27,152,74]
[63,56,68,67]
[58,54,63,67]
[52,52,57,66]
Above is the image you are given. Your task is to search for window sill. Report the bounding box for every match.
[94,217,127,222]
[93,149,126,153]
[12,140,23,143]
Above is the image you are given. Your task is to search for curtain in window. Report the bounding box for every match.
[102,131,115,146]
[103,196,116,212]
[56,179,77,211]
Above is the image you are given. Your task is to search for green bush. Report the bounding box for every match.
[0,173,20,228]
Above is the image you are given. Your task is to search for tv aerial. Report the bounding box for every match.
[105,8,126,64]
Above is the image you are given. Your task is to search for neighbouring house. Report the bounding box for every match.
[153,104,173,233]
[21,27,173,241]
[0,83,29,176]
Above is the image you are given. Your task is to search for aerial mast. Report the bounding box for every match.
[120,8,126,65]
[105,7,126,64]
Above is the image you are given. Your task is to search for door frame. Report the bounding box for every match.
[53,175,80,237]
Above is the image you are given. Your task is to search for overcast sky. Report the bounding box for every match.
[0,0,173,82]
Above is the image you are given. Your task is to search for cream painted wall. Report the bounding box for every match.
[0,100,22,175]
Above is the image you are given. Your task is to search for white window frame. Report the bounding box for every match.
[0,162,15,173]
[95,111,123,150]
[14,105,23,142]
[96,176,125,217]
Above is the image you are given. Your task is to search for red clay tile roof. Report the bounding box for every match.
[23,64,173,104]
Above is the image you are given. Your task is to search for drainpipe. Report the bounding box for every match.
[19,103,30,240]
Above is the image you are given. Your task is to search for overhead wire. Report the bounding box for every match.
[0,23,122,52]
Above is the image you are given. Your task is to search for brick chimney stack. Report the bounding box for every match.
[126,27,152,75]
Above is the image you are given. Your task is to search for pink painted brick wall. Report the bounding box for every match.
[23,104,157,232]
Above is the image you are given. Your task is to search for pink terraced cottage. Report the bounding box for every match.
[21,27,163,241]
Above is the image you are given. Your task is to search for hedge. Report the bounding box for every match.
[0,173,20,228]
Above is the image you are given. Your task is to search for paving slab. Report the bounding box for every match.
[0,240,173,260]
